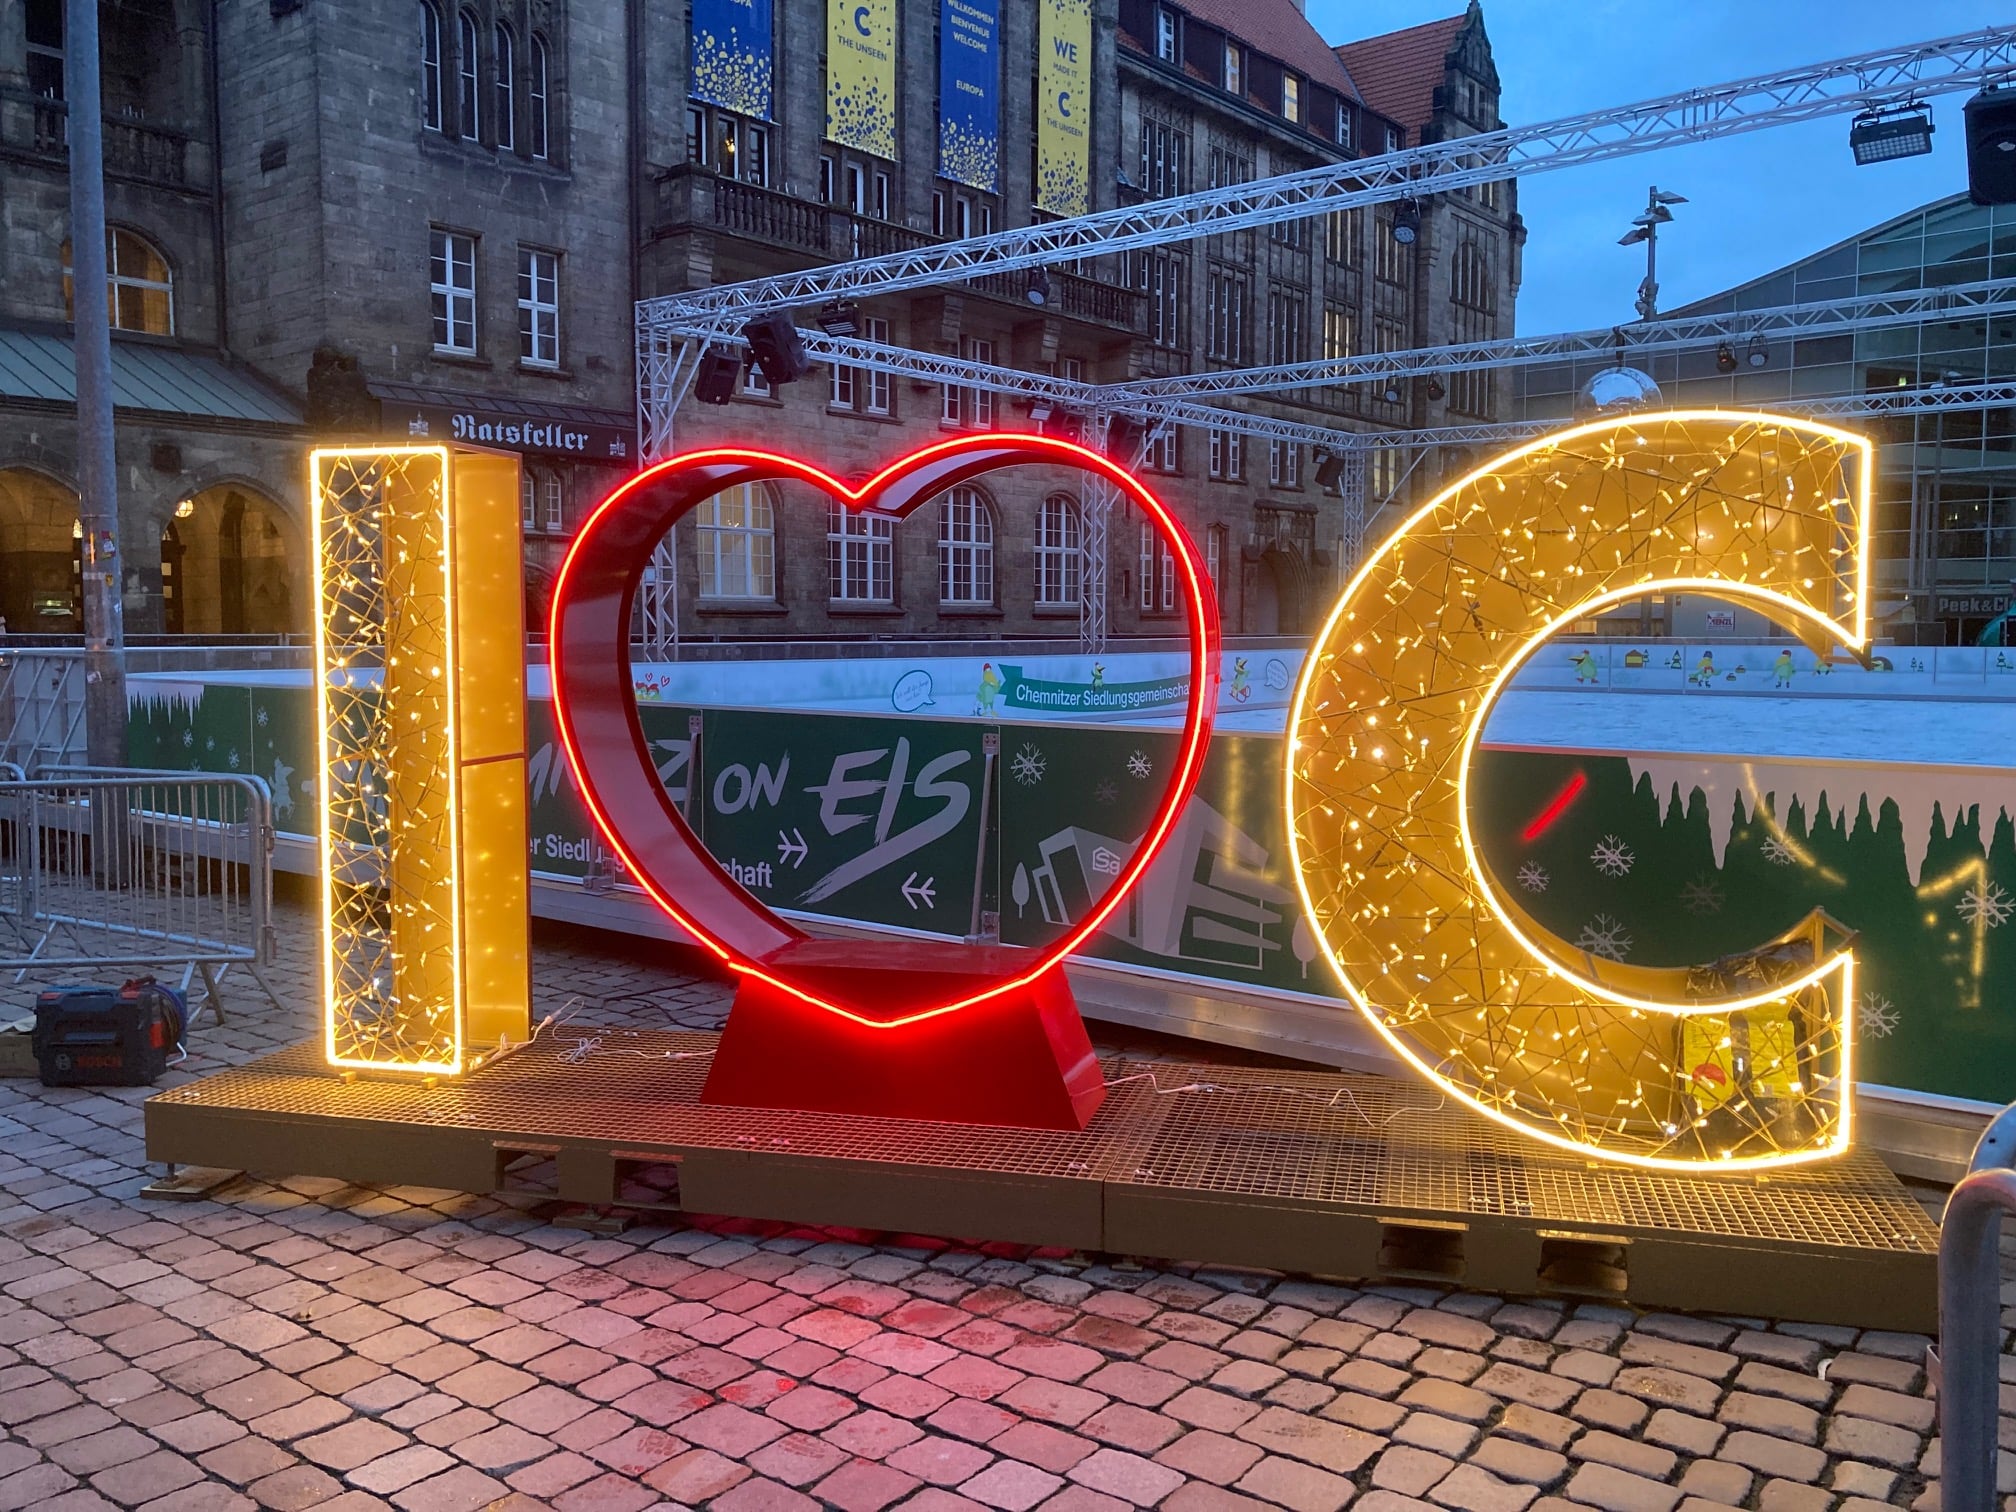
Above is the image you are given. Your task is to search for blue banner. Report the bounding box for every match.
[691,0,773,120]
[937,0,1000,192]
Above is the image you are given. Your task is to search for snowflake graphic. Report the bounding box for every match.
[1094,780,1118,806]
[226,749,241,771]
[179,729,194,748]
[1679,877,1724,916]
[1516,863,1549,893]
[204,737,215,752]
[1589,835,1635,878]
[1575,914,1633,961]
[1126,750,1153,780]
[1760,835,1799,866]
[1857,993,1899,1041]
[1010,743,1047,786]
[255,706,269,728]
[1958,883,2014,929]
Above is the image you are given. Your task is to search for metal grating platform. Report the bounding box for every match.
[145,1031,1940,1330]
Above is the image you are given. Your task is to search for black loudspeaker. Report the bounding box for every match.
[742,313,811,387]
[1106,416,1144,461]
[1965,88,2016,206]
[694,345,741,405]
[1314,452,1347,490]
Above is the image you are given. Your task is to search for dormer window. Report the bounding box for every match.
[1224,43,1242,97]
[1282,74,1301,123]
[1154,6,1177,62]
[1335,105,1352,149]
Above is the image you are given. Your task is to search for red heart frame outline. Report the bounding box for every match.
[548,432,1221,1029]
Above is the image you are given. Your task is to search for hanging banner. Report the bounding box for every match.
[937,0,1001,192]
[1037,0,1092,216]
[690,0,774,120]
[827,0,898,160]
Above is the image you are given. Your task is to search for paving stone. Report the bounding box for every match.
[1718,1391,1821,1444]
[1371,1444,1455,1497]
[1429,1464,1539,1512]
[1716,1430,1828,1483]
[1561,1461,1682,1512]
[1753,1477,1832,1512]
[1673,1460,1750,1506]
[1570,1430,1677,1481]
[1232,1454,1357,1512]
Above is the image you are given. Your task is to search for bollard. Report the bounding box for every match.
[1939,1164,2016,1511]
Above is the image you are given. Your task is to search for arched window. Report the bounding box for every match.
[529,33,550,159]
[420,3,442,130]
[697,484,776,600]
[1036,495,1081,607]
[456,10,480,139]
[494,22,516,151]
[939,488,994,606]
[62,229,174,334]
[1451,242,1493,313]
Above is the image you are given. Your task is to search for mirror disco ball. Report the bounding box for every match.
[1573,365,1664,418]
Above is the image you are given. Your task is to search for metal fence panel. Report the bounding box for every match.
[0,769,279,1018]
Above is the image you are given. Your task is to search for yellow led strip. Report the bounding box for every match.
[1286,412,1872,1170]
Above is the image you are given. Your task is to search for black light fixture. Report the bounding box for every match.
[1106,416,1145,461]
[742,312,812,387]
[1026,269,1053,307]
[817,301,862,337]
[1745,335,1770,369]
[1381,381,1403,404]
[1849,102,1936,166]
[1314,451,1347,490]
[1424,377,1446,402]
[1391,200,1421,246]
[694,345,742,405]
[1025,398,1055,426]
[1715,342,1738,373]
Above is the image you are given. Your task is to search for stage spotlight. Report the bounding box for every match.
[1850,102,1936,166]
[817,301,862,337]
[1026,270,1052,307]
[1715,342,1738,374]
[1391,200,1421,246]
[1746,335,1770,369]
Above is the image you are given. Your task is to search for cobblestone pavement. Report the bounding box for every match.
[0,898,1989,1512]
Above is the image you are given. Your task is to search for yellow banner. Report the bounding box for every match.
[828,0,898,160]
[1037,0,1092,216]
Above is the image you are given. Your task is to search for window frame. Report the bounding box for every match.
[696,482,778,601]
[938,487,997,608]
[494,21,516,151]
[1036,494,1082,607]
[517,246,559,368]
[420,3,443,130]
[455,9,480,139]
[529,31,550,160]
[828,503,896,604]
[430,227,477,355]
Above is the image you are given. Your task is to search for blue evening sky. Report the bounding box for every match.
[1308,0,2008,335]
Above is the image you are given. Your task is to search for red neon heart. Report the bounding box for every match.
[548,433,1220,1029]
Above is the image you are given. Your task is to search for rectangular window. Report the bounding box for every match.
[543,474,564,532]
[829,506,895,603]
[1137,524,1177,611]
[1323,304,1355,361]
[863,316,892,415]
[1139,118,1188,199]
[1206,525,1224,587]
[1335,106,1352,150]
[1059,356,1085,383]
[1036,496,1081,607]
[743,357,771,398]
[1208,428,1243,482]
[1269,441,1301,490]
[1146,427,1178,474]
[1282,75,1300,122]
[521,474,537,532]
[1139,523,1155,612]
[1154,6,1177,61]
[943,338,995,428]
[1325,207,1362,267]
[1374,216,1409,285]
[1205,269,1247,363]
[1224,44,1242,97]
[692,107,770,186]
[829,359,856,410]
[430,229,476,354]
[517,248,558,367]
[1268,291,1305,368]
[1140,252,1185,350]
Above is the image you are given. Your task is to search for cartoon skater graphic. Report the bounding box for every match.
[1772,649,1796,688]
[975,662,1001,715]
[1229,657,1251,702]
[1570,650,1600,684]
[1690,650,1717,686]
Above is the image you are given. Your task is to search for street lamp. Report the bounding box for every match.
[1618,186,1686,321]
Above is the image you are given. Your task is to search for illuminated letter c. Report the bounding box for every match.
[1286,413,1872,1170]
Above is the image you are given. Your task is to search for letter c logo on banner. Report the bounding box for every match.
[1286,412,1872,1170]
[854,5,871,36]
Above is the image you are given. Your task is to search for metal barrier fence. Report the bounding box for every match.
[0,769,280,1019]
[1937,1102,2016,1512]
[0,652,83,772]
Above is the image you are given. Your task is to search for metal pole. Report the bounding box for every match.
[66,0,128,770]
[1939,1166,2016,1512]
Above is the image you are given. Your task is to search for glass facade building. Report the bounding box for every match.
[1514,194,2016,644]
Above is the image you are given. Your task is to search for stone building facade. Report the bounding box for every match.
[0,0,1521,643]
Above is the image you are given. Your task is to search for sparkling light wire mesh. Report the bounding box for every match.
[315,451,462,1070]
[1287,414,1871,1168]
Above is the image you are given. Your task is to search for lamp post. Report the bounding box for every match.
[1617,186,1687,322]
[66,0,127,769]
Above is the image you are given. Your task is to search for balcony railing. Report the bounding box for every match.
[654,164,1145,335]
[0,90,197,190]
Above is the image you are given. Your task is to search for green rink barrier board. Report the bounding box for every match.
[128,676,2014,1107]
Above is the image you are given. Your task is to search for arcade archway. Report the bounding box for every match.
[0,468,81,633]
[162,484,303,636]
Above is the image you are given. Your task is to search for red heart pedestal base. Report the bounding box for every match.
[701,940,1107,1130]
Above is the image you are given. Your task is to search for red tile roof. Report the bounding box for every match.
[1168,0,1360,98]
[1334,12,1467,134]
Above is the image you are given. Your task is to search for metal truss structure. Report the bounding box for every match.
[632,25,2016,656]
[640,25,2015,325]
[1110,277,2016,403]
